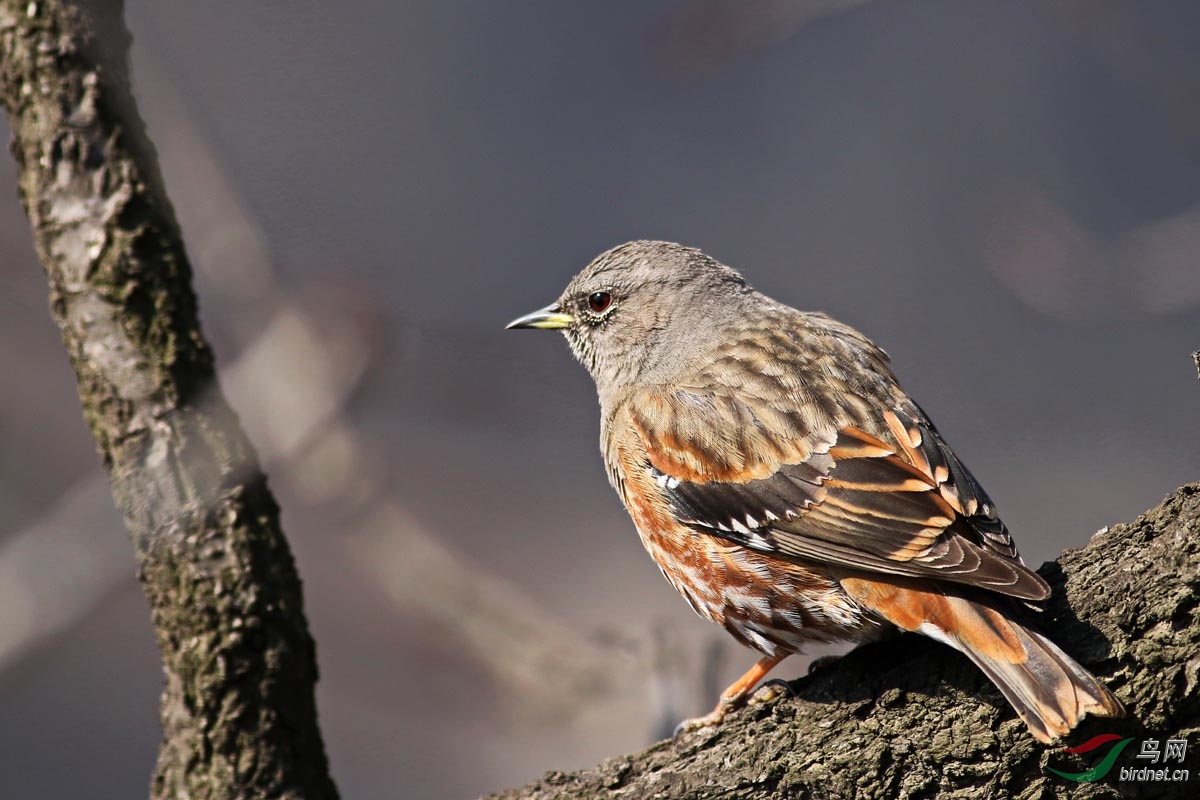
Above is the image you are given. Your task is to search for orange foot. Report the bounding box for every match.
[673,653,789,737]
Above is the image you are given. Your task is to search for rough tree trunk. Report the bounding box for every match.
[0,2,338,798]
[491,483,1200,800]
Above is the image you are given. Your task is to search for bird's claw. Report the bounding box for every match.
[672,704,730,739]
[751,678,794,704]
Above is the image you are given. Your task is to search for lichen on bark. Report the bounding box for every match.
[490,484,1200,800]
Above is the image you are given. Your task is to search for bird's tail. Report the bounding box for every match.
[945,600,1124,743]
[842,577,1124,742]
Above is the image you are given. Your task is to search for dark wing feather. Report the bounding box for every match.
[896,403,1021,560]
[635,390,1048,601]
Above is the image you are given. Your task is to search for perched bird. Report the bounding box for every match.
[507,241,1123,742]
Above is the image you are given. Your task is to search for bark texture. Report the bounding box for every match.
[492,484,1200,800]
[0,2,338,798]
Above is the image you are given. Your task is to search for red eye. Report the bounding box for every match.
[587,291,612,314]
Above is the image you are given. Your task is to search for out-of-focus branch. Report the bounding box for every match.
[489,484,1200,800]
[0,7,646,727]
[348,505,635,714]
[0,479,126,672]
[0,2,337,797]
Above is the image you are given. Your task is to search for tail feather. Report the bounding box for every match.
[841,576,1124,742]
[957,617,1124,742]
[924,594,1124,742]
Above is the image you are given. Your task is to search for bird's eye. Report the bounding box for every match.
[587,291,612,314]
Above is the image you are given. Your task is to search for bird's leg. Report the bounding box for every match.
[674,653,788,736]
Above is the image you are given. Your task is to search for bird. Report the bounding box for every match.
[507,240,1123,742]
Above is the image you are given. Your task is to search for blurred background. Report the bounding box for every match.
[1,1,1198,797]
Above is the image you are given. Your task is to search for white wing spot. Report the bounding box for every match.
[654,471,681,490]
[746,530,772,550]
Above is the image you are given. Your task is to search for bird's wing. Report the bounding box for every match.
[625,386,1049,601]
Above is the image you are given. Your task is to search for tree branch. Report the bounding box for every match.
[0,2,338,797]
[490,484,1200,799]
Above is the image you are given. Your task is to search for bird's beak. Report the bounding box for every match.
[505,303,574,330]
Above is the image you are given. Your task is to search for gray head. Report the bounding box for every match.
[507,241,756,394]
